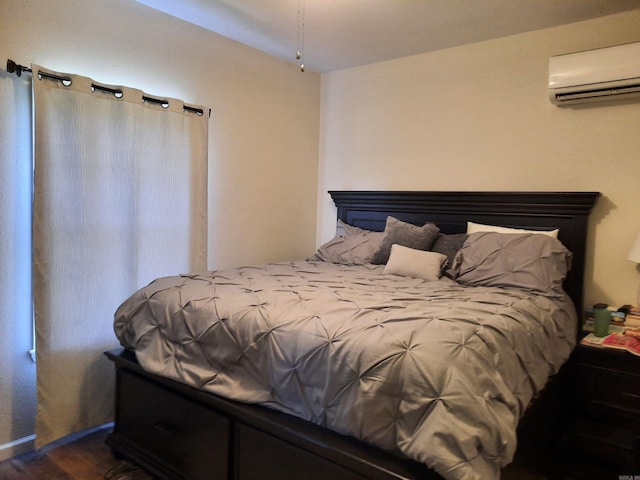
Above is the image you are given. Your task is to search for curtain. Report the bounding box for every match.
[0,70,36,451]
[32,65,208,447]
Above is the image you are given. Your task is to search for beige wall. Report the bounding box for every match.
[318,9,640,310]
[2,0,639,460]
[1,0,321,269]
[0,0,320,457]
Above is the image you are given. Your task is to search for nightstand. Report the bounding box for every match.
[561,342,640,470]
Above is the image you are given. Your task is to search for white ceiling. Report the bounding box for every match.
[136,0,640,72]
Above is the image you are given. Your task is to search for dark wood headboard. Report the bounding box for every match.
[329,191,600,317]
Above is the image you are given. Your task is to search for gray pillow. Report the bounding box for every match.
[335,219,369,237]
[449,232,572,294]
[310,223,384,265]
[370,216,440,265]
[431,233,468,270]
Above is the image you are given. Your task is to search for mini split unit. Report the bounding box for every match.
[548,41,640,105]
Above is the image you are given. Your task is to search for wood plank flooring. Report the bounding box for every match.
[0,426,623,480]
[0,427,152,480]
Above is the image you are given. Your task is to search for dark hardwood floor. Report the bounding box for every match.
[0,426,623,480]
[0,427,152,480]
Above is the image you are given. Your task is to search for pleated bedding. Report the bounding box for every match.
[114,259,577,480]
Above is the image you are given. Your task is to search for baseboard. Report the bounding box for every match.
[0,422,114,463]
[0,433,36,462]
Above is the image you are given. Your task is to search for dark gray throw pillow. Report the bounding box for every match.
[431,233,468,272]
[370,216,440,264]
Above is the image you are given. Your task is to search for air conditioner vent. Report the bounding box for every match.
[553,82,640,104]
[549,42,640,106]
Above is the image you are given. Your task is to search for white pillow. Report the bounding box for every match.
[466,221,559,238]
[383,244,447,281]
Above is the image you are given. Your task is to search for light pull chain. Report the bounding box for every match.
[296,0,305,72]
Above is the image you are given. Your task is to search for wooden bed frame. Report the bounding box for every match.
[105,190,600,480]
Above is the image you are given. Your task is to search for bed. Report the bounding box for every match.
[105,190,600,480]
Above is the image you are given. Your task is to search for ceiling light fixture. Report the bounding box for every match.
[296,0,305,72]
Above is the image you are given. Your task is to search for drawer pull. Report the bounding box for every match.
[152,421,180,437]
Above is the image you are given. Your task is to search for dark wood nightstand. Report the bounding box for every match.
[561,341,640,470]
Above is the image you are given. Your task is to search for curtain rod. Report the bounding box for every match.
[6,59,210,117]
[7,59,31,77]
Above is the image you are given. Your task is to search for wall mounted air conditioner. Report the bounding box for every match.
[548,41,640,105]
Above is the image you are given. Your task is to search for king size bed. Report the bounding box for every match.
[106,190,600,480]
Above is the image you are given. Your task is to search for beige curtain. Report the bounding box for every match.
[32,65,208,447]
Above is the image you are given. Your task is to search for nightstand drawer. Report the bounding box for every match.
[561,418,638,470]
[564,344,640,469]
[118,370,230,480]
[572,344,640,376]
[575,368,640,418]
[572,345,640,425]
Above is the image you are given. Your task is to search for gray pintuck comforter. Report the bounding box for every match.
[114,260,577,480]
